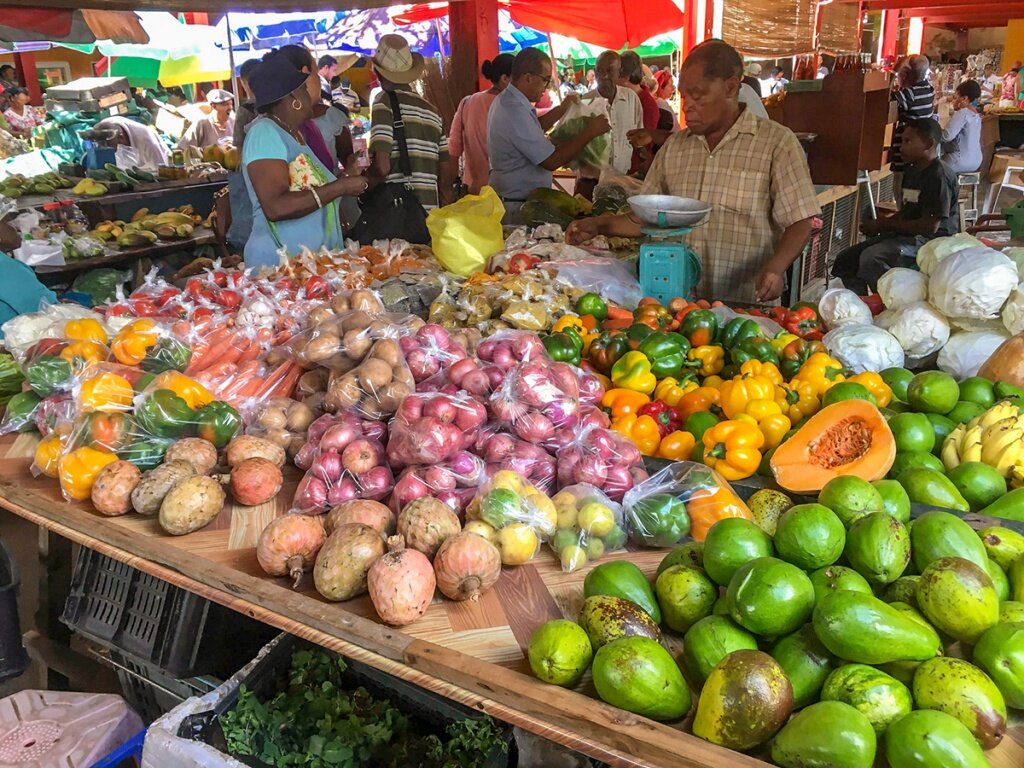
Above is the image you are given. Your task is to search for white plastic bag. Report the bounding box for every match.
[882,301,950,359]
[876,268,928,309]
[14,240,64,267]
[824,324,905,372]
[818,288,872,329]
[937,330,1011,379]
[928,246,1018,320]
[550,258,642,309]
[549,97,611,171]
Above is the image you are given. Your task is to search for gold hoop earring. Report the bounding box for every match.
[291,98,302,111]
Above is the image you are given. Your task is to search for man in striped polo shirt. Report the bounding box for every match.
[368,34,454,209]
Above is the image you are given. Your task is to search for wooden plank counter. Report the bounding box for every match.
[0,432,1020,768]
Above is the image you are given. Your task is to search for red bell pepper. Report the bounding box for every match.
[508,252,541,274]
[638,399,681,438]
[783,304,823,341]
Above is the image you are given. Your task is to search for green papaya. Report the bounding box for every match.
[898,468,970,512]
[972,622,1024,709]
[844,512,910,586]
[978,526,1024,570]
[916,557,998,645]
[884,710,990,768]
[821,663,912,735]
[882,576,921,608]
[770,624,837,708]
[692,650,792,750]
[591,636,689,720]
[654,565,716,634]
[577,595,660,650]
[584,561,661,624]
[979,487,1024,521]
[682,615,757,686]
[808,565,872,607]
[813,591,941,664]
[770,701,877,768]
[912,656,1007,749]
[910,510,989,572]
[986,558,1009,602]
[727,557,815,638]
[702,517,773,586]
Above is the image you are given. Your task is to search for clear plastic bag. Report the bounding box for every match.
[398,323,471,384]
[292,412,387,470]
[623,461,752,547]
[417,330,539,396]
[2,303,109,364]
[387,391,489,467]
[287,309,422,374]
[22,339,109,398]
[553,423,647,502]
[321,338,415,420]
[475,432,557,493]
[245,397,319,461]
[488,357,581,444]
[0,390,42,435]
[389,451,486,515]
[550,258,642,310]
[132,373,241,448]
[464,470,559,565]
[549,484,626,572]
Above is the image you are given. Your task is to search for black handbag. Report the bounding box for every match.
[351,91,430,244]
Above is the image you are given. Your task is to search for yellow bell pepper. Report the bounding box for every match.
[601,388,651,419]
[770,333,800,355]
[610,413,662,456]
[78,372,135,413]
[848,371,893,408]
[654,376,698,407]
[718,375,777,419]
[60,340,106,366]
[111,319,159,366]
[64,318,108,345]
[610,351,657,394]
[702,420,764,481]
[793,352,846,397]
[149,371,214,410]
[739,360,783,386]
[34,435,63,478]
[781,379,821,423]
[744,398,784,422]
[657,429,696,460]
[581,331,599,354]
[551,315,585,334]
[58,445,118,501]
[702,375,726,390]
[688,345,725,377]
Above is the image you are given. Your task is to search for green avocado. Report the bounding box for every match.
[986,558,1010,602]
[916,557,998,645]
[577,595,660,651]
[999,601,1024,623]
[772,503,846,571]
[821,663,912,735]
[656,540,703,576]
[584,560,661,624]
[910,510,989,572]
[888,451,945,478]
[654,565,716,634]
[978,526,1024,570]
[701,517,773,586]
[872,479,911,523]
[770,624,837,709]
[682,615,757,686]
[771,701,877,768]
[898,468,970,512]
[979,487,1024,522]
[808,565,872,607]
[972,622,1024,709]
[844,512,910,587]
[727,557,815,638]
[882,576,922,608]
[592,636,689,721]
[912,656,1008,750]
[812,591,941,665]
[884,710,990,768]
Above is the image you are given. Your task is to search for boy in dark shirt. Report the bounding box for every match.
[832,118,959,294]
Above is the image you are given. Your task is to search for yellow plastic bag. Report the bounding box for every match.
[427,186,505,276]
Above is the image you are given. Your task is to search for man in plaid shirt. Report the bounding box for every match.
[566,40,820,305]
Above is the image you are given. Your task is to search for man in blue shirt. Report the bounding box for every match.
[488,48,608,206]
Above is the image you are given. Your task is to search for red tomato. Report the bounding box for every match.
[304,276,330,300]
[128,297,158,316]
[154,287,182,308]
[214,289,242,310]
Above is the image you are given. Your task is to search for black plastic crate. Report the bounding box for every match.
[62,548,276,678]
[179,633,513,768]
[109,648,214,724]
[0,537,28,683]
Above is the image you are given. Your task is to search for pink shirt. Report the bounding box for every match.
[449,90,497,195]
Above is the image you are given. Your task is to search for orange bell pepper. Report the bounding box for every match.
[601,388,651,419]
[675,386,721,421]
[611,413,662,456]
[149,371,214,410]
[657,430,696,460]
[78,372,135,413]
[111,319,159,366]
[701,419,764,481]
[688,483,754,541]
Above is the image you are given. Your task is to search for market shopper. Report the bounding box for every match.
[449,53,514,195]
[318,55,338,94]
[941,79,982,175]
[241,54,367,268]
[179,89,235,152]
[654,70,680,131]
[742,63,762,95]
[0,65,17,92]
[980,64,1000,101]
[233,59,261,149]
[0,219,56,328]
[274,45,336,171]
[832,118,958,295]
[1003,66,1021,106]
[566,40,819,305]
[488,48,608,212]
[768,67,788,95]
[3,88,41,139]
[891,55,936,200]
[621,51,660,132]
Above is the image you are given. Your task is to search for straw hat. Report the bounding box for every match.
[206,88,234,104]
[371,34,425,84]
[746,62,762,76]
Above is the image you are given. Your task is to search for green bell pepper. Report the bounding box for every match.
[637,331,687,379]
[195,401,242,448]
[587,331,630,374]
[141,337,193,374]
[680,310,719,347]
[684,410,720,443]
[720,318,763,349]
[135,389,194,438]
[543,332,582,365]
[625,323,654,344]
[729,337,780,366]
[25,357,73,397]
[562,326,584,352]
[117,436,172,469]
[628,492,691,547]
[4,391,41,432]
[575,292,608,321]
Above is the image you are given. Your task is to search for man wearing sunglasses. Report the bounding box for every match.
[488,48,609,217]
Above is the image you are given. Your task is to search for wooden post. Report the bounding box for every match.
[15,52,41,105]
[449,0,499,98]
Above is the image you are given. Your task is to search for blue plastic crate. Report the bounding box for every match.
[638,242,702,304]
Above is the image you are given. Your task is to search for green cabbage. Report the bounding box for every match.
[549,117,610,169]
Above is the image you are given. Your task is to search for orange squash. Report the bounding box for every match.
[978,333,1024,388]
[770,400,895,493]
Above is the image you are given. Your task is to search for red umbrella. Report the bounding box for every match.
[392,0,683,50]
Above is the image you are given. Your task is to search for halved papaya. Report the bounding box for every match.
[771,400,896,493]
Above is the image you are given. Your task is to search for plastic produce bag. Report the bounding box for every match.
[132,373,241,448]
[549,484,626,572]
[245,397,318,460]
[876,268,927,309]
[398,323,472,385]
[418,329,546,397]
[71,268,130,306]
[818,288,872,329]
[553,423,647,501]
[387,391,489,467]
[0,390,41,435]
[287,309,422,374]
[710,305,784,338]
[389,452,486,514]
[2,303,105,363]
[928,246,1018,320]
[549,258,642,310]
[824,324,905,373]
[549,97,610,170]
[476,432,557,493]
[465,470,559,564]
[427,186,504,277]
[882,301,950,359]
[321,338,415,419]
[22,339,109,398]
[489,357,581,444]
[623,461,752,546]
[937,330,1010,380]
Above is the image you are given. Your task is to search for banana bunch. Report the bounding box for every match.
[941,401,1024,477]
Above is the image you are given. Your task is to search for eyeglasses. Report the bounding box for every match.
[530,72,552,87]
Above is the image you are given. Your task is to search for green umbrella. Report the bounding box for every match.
[539,31,679,66]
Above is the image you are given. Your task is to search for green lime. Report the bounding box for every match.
[906,371,960,414]
[888,451,946,479]
[889,412,935,453]
[925,414,957,454]
[881,367,914,402]
[946,400,987,425]
[958,376,996,409]
[872,479,911,523]
[946,462,1008,512]
[822,382,877,407]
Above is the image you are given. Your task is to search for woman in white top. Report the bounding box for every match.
[941,79,982,175]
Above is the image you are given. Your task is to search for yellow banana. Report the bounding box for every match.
[981,418,1019,446]
[973,402,1019,430]
[941,428,965,470]
[992,442,1024,478]
[982,428,1024,467]
[1010,465,1024,489]
[130,207,149,223]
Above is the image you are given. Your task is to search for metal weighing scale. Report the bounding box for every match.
[77,127,120,171]
[629,195,710,304]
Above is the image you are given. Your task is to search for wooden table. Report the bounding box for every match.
[0,432,1020,768]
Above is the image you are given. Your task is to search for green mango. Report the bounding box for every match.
[873,479,911,523]
[910,510,989,572]
[917,557,999,645]
[844,512,910,587]
[978,526,1024,570]
[771,701,877,768]
[701,517,773,586]
[912,656,1008,750]
[577,595,660,651]
[809,565,872,607]
[726,557,815,638]
[655,540,703,576]
[584,561,661,624]
[1000,601,1024,623]
[986,558,1010,602]
[773,503,846,570]
[654,565,716,634]
[682,615,757,686]
[592,636,690,721]
[812,591,941,664]
[692,649,793,750]
[884,710,990,768]
[979,487,1024,522]
[882,576,922,608]
[821,663,912,735]
[770,624,837,709]
[897,468,970,512]
[972,622,1024,709]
